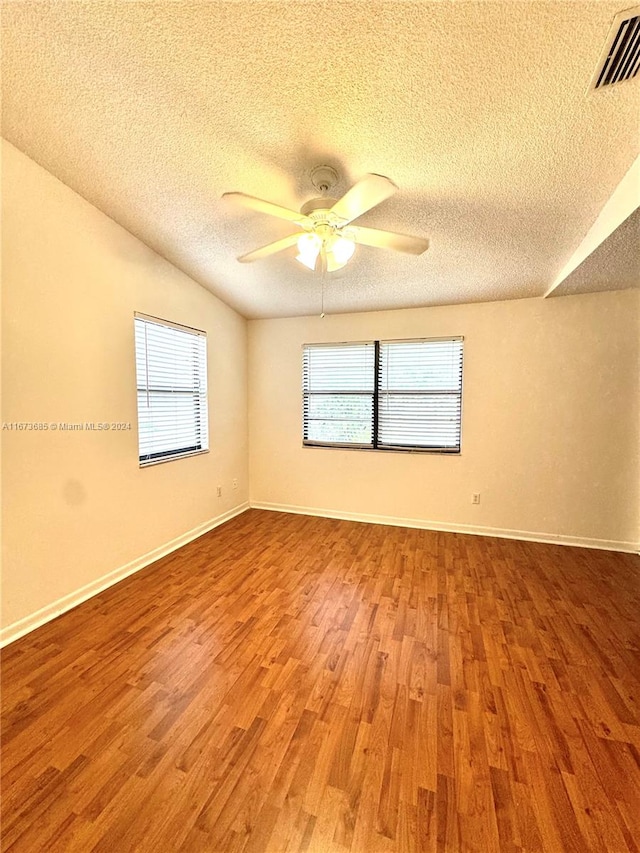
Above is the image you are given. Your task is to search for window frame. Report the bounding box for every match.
[134,312,209,467]
[302,336,464,454]
[302,341,376,449]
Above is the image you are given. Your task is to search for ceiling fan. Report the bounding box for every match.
[223,166,429,273]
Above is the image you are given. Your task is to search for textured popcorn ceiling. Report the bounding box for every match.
[551,207,640,297]
[2,1,639,319]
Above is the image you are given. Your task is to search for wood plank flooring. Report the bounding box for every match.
[2,509,640,852]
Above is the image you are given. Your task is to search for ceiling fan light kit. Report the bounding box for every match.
[330,234,356,265]
[296,232,322,270]
[223,169,429,273]
[295,217,356,272]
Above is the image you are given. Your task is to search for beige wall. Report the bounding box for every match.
[248,290,640,549]
[1,141,249,631]
[2,140,639,640]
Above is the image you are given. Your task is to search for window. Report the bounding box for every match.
[378,339,463,451]
[303,343,375,447]
[303,337,463,452]
[134,313,208,466]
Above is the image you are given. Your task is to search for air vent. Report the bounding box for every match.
[591,6,640,90]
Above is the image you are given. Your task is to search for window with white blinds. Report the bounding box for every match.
[134,313,209,466]
[303,343,375,447]
[302,337,463,452]
[378,338,463,451]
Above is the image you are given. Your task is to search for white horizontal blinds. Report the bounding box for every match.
[134,315,208,464]
[378,338,463,450]
[303,343,375,446]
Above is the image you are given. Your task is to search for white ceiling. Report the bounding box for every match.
[2,1,639,319]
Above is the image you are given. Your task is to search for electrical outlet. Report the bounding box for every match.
[472,493,481,505]
[232,478,238,490]
[216,485,222,497]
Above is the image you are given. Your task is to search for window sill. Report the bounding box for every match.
[139,448,209,468]
[302,443,460,455]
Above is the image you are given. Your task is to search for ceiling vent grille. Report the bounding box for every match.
[590,6,640,90]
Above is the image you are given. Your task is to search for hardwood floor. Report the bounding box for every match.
[2,510,640,852]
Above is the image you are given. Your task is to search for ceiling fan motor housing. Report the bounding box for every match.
[300,197,340,218]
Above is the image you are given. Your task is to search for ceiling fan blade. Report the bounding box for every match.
[223,192,311,226]
[238,232,302,263]
[329,174,398,224]
[350,225,429,255]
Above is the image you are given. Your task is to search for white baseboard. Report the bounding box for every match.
[250,501,640,554]
[3,499,636,648]
[0,502,250,648]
